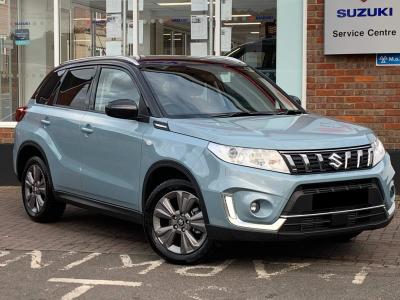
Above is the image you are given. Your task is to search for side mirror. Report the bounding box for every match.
[105,99,138,120]
[290,95,302,105]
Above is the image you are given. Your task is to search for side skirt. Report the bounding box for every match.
[54,191,143,225]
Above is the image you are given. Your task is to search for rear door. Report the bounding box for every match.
[79,65,147,210]
[45,67,97,194]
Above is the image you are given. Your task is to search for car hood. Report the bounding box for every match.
[167,114,376,150]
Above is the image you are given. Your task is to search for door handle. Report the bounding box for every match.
[81,125,94,135]
[41,119,51,126]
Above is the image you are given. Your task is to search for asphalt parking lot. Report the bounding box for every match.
[1,186,400,300]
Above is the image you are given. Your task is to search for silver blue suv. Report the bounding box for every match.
[13,56,396,264]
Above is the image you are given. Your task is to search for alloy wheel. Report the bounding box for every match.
[152,190,207,255]
[24,164,46,215]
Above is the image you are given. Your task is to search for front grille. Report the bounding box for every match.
[280,207,387,233]
[280,145,373,175]
[283,179,383,215]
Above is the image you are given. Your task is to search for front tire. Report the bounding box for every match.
[21,156,66,223]
[144,179,213,264]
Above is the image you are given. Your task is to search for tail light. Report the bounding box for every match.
[15,106,28,122]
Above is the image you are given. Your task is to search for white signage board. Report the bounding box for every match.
[221,0,232,21]
[106,0,121,13]
[221,27,232,52]
[106,14,122,39]
[192,0,208,12]
[325,0,400,55]
[106,41,122,55]
[191,42,208,56]
[191,15,208,40]
[128,0,143,11]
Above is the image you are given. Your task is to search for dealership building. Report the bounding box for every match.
[0,0,399,187]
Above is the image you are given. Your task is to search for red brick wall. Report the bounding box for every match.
[307,0,400,150]
[0,128,14,144]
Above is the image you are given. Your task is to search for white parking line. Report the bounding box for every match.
[60,285,94,300]
[253,261,311,280]
[109,254,164,275]
[0,250,10,258]
[60,253,101,270]
[48,278,142,300]
[176,260,234,277]
[0,250,51,269]
[48,278,142,286]
[352,266,369,285]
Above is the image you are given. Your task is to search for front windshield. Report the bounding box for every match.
[142,63,301,118]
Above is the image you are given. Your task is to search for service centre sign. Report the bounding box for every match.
[325,0,400,55]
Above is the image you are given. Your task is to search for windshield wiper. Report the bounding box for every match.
[276,109,304,115]
[211,111,276,118]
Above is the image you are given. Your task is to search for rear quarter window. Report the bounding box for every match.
[36,70,65,105]
[56,68,96,110]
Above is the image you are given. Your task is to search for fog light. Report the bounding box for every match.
[390,184,395,198]
[250,201,261,214]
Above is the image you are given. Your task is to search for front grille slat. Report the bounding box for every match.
[281,145,373,175]
[281,207,387,233]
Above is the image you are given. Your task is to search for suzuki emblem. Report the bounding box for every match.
[328,153,343,170]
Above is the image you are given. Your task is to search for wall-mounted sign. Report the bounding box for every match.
[376,53,400,66]
[325,0,400,55]
[15,29,30,46]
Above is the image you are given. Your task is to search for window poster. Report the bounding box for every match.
[127,20,144,45]
[221,27,232,52]
[191,15,208,40]
[106,41,122,55]
[191,42,208,56]
[128,0,144,11]
[192,0,208,12]
[106,0,121,13]
[106,14,122,39]
[221,0,232,21]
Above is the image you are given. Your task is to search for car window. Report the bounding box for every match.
[94,68,141,112]
[56,68,96,109]
[36,70,65,105]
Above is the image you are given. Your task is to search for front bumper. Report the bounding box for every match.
[198,152,396,241]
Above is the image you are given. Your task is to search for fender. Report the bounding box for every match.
[142,160,210,224]
[16,141,50,181]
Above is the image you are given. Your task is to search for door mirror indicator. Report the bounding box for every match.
[105,99,139,120]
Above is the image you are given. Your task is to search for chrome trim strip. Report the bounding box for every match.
[223,194,286,232]
[316,153,324,171]
[284,154,298,172]
[300,154,311,172]
[280,145,371,154]
[367,147,373,166]
[388,202,396,217]
[357,149,363,168]
[281,205,385,218]
[344,151,351,169]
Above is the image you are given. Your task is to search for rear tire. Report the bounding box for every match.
[21,156,66,223]
[144,179,213,264]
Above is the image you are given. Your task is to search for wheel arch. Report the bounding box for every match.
[16,141,50,182]
[142,160,210,224]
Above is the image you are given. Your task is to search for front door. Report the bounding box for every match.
[79,66,147,210]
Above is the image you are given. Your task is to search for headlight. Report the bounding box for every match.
[208,143,290,174]
[372,138,385,166]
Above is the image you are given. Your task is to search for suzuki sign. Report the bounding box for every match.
[325,0,400,55]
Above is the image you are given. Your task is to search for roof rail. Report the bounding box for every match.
[59,55,140,66]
